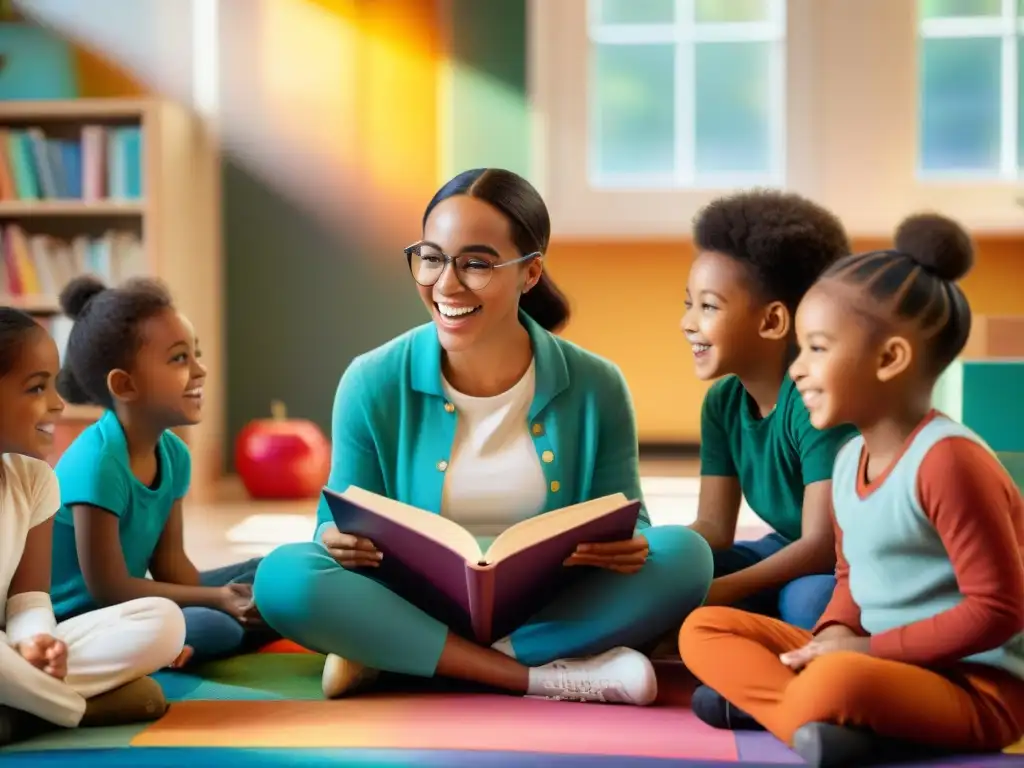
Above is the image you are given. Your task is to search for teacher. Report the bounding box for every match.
[253,168,713,706]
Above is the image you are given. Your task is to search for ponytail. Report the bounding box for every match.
[520,272,571,333]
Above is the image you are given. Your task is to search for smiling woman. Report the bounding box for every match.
[252,167,715,706]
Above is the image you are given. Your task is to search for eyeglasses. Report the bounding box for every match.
[404,242,541,291]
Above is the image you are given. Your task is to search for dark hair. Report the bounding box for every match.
[823,213,974,376]
[422,168,571,332]
[57,275,175,408]
[693,189,851,314]
[0,308,46,377]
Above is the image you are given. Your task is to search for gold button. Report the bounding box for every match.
[550,480,560,492]
[541,450,554,463]
[444,402,455,413]
[437,460,448,472]
[532,423,544,436]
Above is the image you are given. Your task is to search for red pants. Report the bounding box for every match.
[679,607,1024,751]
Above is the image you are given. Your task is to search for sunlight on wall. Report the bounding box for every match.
[23,0,441,257]
[249,0,441,250]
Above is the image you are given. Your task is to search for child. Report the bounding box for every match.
[48,276,276,667]
[680,214,1024,767]
[0,307,185,746]
[681,190,859,728]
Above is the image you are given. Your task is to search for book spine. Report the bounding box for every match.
[465,563,497,645]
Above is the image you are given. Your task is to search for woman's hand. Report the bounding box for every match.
[321,524,383,569]
[779,631,870,671]
[17,634,68,680]
[564,535,649,574]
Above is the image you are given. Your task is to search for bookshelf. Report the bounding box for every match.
[0,98,223,502]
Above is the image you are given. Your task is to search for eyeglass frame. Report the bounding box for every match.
[403,241,542,290]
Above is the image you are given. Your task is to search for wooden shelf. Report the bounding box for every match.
[0,200,144,217]
[61,405,104,421]
[0,98,223,501]
[0,294,60,314]
[0,99,149,121]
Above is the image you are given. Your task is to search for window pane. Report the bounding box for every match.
[920,37,1002,173]
[694,41,773,176]
[595,0,674,25]
[695,0,770,23]
[592,43,675,177]
[919,0,1001,19]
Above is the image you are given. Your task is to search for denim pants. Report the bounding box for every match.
[713,532,835,630]
[183,557,279,665]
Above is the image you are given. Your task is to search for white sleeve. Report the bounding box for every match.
[26,458,61,528]
[4,458,61,644]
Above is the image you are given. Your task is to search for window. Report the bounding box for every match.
[586,0,787,189]
[918,0,1024,178]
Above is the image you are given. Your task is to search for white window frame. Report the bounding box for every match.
[586,0,787,190]
[917,0,1022,180]
[527,0,821,238]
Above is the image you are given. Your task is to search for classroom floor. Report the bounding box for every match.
[7,457,1024,766]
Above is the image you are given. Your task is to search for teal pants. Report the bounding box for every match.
[253,525,713,676]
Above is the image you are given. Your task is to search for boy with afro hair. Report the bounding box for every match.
[680,189,858,730]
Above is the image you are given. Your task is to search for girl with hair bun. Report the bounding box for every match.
[49,275,277,670]
[681,213,1024,766]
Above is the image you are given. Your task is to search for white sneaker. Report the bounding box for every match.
[528,647,658,706]
[321,654,379,699]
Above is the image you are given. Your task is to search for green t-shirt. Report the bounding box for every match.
[700,375,858,542]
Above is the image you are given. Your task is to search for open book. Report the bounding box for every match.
[323,486,642,644]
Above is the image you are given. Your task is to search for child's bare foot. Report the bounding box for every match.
[168,645,193,669]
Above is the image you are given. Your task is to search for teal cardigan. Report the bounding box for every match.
[314,313,649,538]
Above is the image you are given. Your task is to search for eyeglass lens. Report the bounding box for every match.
[408,244,495,290]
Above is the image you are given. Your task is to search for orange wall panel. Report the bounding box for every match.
[551,236,1024,444]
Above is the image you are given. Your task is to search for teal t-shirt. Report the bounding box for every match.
[699,375,857,542]
[50,410,192,619]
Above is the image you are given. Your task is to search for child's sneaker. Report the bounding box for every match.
[79,676,168,727]
[321,654,379,699]
[691,685,764,730]
[527,647,657,706]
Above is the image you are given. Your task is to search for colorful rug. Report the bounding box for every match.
[1,648,1021,767]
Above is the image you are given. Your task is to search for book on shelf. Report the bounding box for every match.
[0,124,142,203]
[323,486,642,644]
[0,224,145,306]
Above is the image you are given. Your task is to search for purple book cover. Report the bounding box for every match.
[324,489,641,644]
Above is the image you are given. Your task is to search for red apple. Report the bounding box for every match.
[235,401,330,499]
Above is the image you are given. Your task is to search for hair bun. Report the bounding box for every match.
[894,213,974,282]
[59,275,107,320]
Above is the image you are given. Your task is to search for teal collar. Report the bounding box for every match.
[410,311,569,417]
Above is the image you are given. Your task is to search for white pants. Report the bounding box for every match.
[0,597,185,728]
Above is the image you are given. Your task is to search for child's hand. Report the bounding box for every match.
[17,634,68,680]
[779,635,870,671]
[217,583,265,626]
[564,535,649,574]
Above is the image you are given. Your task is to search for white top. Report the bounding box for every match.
[0,454,61,632]
[441,360,548,537]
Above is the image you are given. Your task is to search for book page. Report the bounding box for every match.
[483,493,629,564]
[341,486,482,563]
